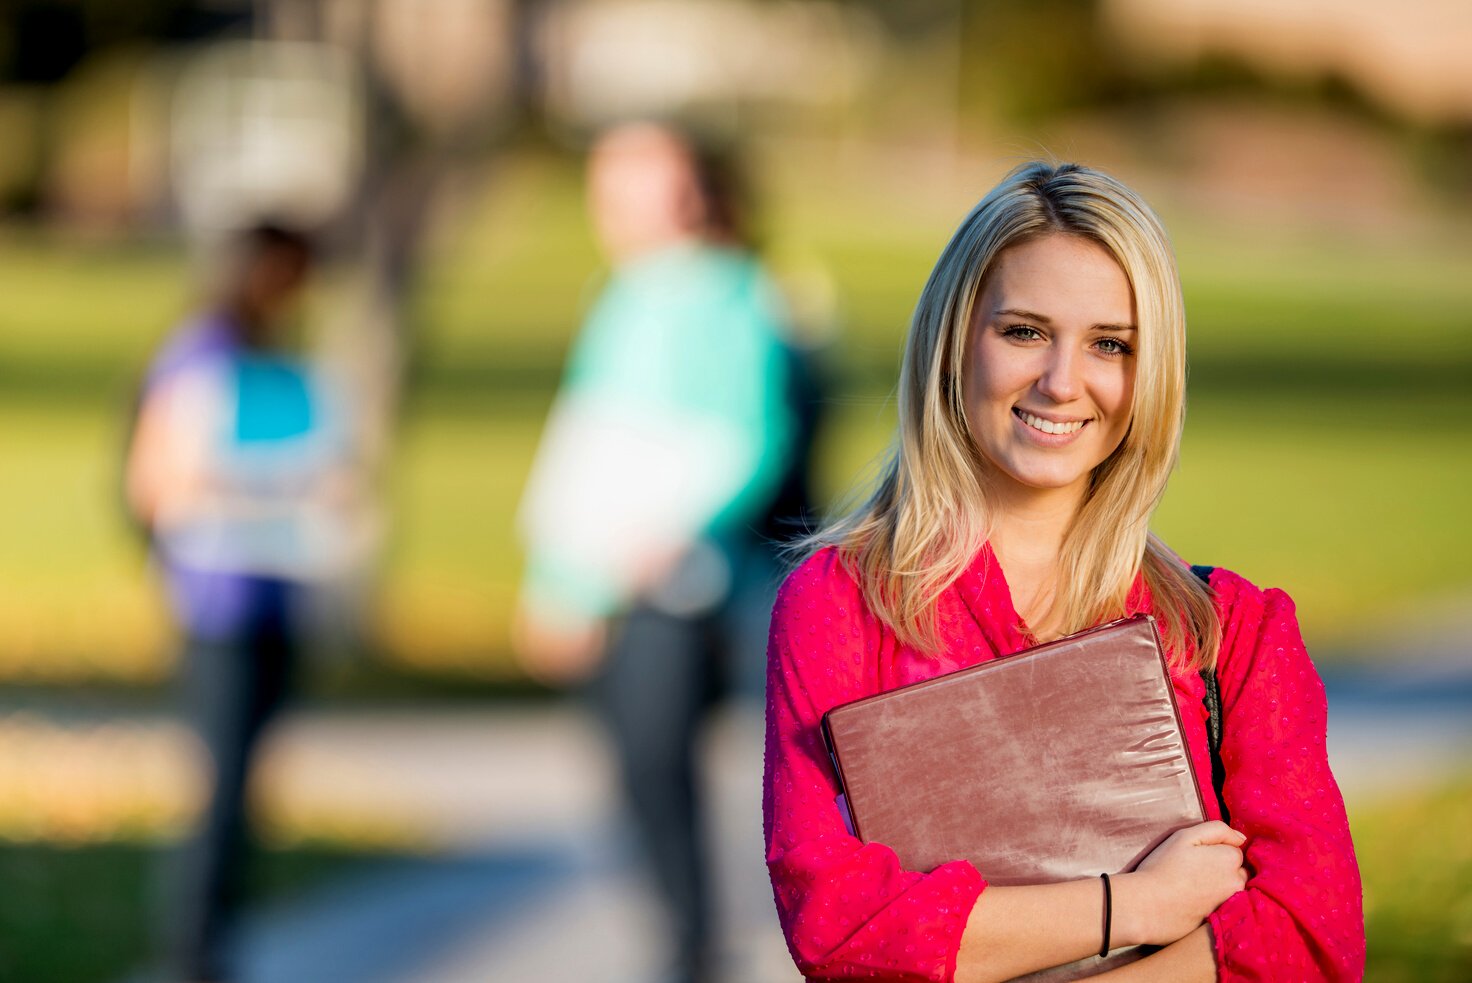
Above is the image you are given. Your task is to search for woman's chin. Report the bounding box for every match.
[989,468,1093,501]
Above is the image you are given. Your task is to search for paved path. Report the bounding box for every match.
[121,704,800,983]
[1319,660,1472,797]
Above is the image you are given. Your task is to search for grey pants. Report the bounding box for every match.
[164,587,296,982]
[590,543,777,983]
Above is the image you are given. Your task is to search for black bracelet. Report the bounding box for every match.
[1099,872,1113,959]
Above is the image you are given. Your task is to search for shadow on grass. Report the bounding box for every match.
[0,839,377,983]
[0,838,572,983]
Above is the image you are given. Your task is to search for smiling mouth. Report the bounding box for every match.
[1013,408,1089,435]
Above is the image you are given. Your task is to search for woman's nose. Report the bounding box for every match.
[1035,347,1084,402]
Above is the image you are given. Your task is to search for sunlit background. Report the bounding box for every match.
[0,1,1469,981]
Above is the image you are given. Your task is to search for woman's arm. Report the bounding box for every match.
[124,374,214,531]
[765,554,986,980]
[953,823,1245,983]
[1092,926,1215,983]
[1203,574,1365,981]
[954,879,1113,983]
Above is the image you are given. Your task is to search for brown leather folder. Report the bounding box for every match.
[820,615,1205,981]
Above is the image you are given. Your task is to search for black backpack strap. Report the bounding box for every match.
[1190,564,1231,824]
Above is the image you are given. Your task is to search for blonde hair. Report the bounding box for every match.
[815,161,1218,670]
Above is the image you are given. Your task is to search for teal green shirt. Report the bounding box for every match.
[521,242,794,618]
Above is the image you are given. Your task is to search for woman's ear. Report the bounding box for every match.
[674,179,709,237]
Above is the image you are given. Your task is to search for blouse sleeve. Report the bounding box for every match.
[763,553,986,982]
[1206,572,1365,981]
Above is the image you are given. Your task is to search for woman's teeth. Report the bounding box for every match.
[1018,411,1085,435]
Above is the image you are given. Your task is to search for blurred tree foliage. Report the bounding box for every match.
[0,0,235,84]
[0,0,240,213]
[852,0,1472,198]
[955,0,1130,125]
[4,0,1470,205]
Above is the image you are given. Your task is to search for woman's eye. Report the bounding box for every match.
[1002,324,1042,341]
[1095,337,1134,356]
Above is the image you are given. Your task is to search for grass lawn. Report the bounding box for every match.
[821,388,1472,652]
[1354,777,1472,981]
[5,382,1464,678]
[1,146,1470,677]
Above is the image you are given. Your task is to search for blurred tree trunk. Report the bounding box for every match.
[254,0,544,468]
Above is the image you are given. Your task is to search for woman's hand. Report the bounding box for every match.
[1114,820,1248,947]
[512,604,608,685]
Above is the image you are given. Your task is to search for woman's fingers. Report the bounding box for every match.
[1206,844,1247,883]
[1186,819,1246,847]
[1203,843,1243,868]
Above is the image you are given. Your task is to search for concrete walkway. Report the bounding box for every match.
[126,704,800,983]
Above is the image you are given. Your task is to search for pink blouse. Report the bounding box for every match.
[763,545,1364,981]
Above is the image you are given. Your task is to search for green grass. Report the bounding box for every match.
[819,388,1472,652]
[0,234,185,402]
[11,384,1455,678]
[1354,778,1472,982]
[1177,225,1472,360]
[410,152,601,367]
[0,401,164,680]
[0,840,381,983]
[1156,394,1472,639]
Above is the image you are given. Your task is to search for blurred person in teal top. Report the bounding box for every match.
[517,123,809,983]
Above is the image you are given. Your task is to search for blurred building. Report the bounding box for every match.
[535,0,880,130]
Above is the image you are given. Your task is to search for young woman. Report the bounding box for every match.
[763,162,1364,982]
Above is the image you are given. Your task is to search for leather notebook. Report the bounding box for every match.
[820,614,1205,981]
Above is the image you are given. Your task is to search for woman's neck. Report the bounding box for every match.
[988,485,1086,635]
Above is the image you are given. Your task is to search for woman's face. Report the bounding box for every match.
[962,233,1137,507]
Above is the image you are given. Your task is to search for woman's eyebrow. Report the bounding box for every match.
[993,307,1137,332]
[994,307,1053,323]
